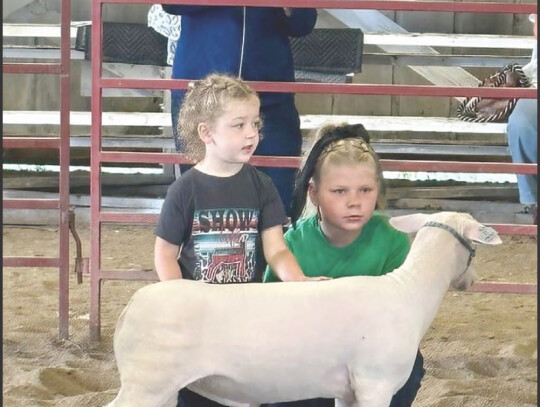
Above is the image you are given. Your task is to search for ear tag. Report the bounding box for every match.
[478,226,499,243]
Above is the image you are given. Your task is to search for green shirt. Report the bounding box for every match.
[263,212,410,282]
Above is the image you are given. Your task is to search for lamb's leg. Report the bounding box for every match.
[352,381,394,407]
[105,384,179,407]
[106,371,196,407]
[110,320,199,407]
[336,397,357,407]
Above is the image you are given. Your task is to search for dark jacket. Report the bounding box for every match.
[161,6,317,106]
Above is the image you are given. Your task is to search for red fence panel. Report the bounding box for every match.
[89,0,538,340]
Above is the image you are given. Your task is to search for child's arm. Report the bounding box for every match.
[154,236,183,281]
[261,225,328,282]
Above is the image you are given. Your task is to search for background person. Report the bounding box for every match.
[160,5,317,215]
[507,13,537,223]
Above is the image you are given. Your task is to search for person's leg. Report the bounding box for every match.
[177,388,225,407]
[171,89,193,177]
[262,397,334,407]
[389,350,425,407]
[171,89,183,153]
[256,97,303,216]
[507,98,538,205]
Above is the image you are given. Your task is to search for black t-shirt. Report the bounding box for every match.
[155,164,288,283]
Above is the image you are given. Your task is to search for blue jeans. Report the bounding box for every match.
[177,388,223,407]
[254,99,302,216]
[262,350,425,407]
[507,98,538,205]
[171,90,191,175]
[171,90,302,216]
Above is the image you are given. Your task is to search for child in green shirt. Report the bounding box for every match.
[263,123,425,407]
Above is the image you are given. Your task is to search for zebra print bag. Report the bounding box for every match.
[457,63,531,123]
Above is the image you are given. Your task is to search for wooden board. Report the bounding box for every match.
[4,23,534,49]
[2,174,173,190]
[387,185,518,200]
[392,198,525,213]
[3,111,508,134]
[363,32,534,50]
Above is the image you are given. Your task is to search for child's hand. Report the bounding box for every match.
[280,275,331,282]
[302,276,332,282]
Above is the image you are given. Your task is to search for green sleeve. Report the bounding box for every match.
[263,266,279,282]
[382,231,411,274]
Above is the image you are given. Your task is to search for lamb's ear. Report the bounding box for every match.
[389,213,431,234]
[463,221,502,245]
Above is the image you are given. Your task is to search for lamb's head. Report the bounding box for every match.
[389,212,503,290]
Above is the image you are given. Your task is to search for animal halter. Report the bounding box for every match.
[422,221,476,269]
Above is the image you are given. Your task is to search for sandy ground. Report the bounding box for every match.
[2,223,537,407]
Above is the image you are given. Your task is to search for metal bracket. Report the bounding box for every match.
[68,209,89,283]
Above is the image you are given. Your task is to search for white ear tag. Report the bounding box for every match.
[477,226,501,244]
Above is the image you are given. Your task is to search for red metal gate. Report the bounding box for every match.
[89,0,537,340]
[3,0,72,340]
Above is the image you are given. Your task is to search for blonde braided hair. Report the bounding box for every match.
[293,123,386,225]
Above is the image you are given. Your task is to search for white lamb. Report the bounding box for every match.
[106,211,502,407]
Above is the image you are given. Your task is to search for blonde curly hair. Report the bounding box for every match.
[177,74,260,162]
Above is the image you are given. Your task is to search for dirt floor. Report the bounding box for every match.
[2,223,538,407]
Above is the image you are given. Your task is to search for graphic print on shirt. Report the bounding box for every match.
[191,208,259,283]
